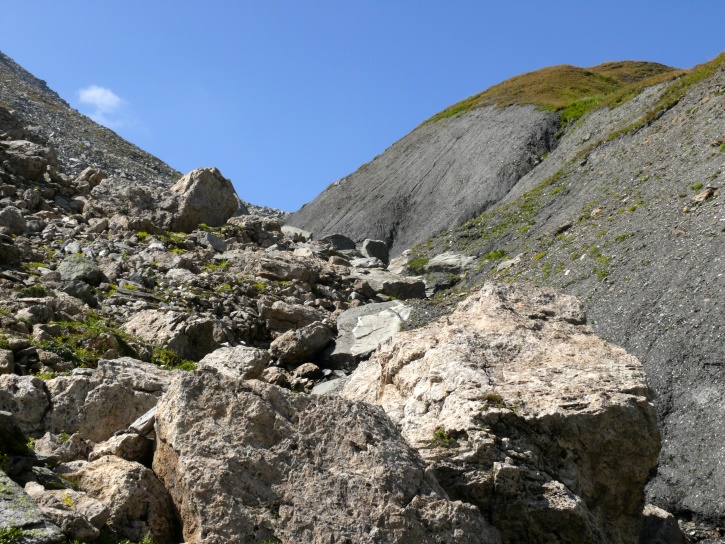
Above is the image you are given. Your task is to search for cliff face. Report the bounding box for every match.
[288,104,560,256]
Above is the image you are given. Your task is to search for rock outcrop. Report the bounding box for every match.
[343,283,660,543]
[154,370,501,544]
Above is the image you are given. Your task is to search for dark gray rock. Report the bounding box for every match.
[57,255,105,286]
[288,104,559,256]
[0,472,64,544]
[0,206,26,235]
[361,239,389,264]
[320,233,356,251]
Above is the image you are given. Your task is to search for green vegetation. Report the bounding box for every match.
[33,314,134,368]
[407,258,429,274]
[532,251,547,261]
[482,249,506,262]
[0,527,24,544]
[59,430,71,442]
[61,492,74,508]
[692,183,703,191]
[137,231,150,242]
[151,346,196,371]
[204,260,228,272]
[18,284,46,297]
[431,428,453,448]
[586,53,725,153]
[427,61,682,124]
[484,392,506,408]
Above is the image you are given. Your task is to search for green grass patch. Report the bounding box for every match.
[426,61,681,124]
[407,258,429,274]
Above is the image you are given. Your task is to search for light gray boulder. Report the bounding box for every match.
[122,310,221,361]
[153,371,501,544]
[329,300,411,366]
[0,349,14,374]
[78,455,177,543]
[0,206,26,235]
[269,322,333,365]
[197,346,269,380]
[57,254,106,286]
[169,167,238,233]
[348,268,426,299]
[342,282,660,544]
[424,251,475,274]
[0,375,49,436]
[195,230,227,253]
[43,358,173,443]
[257,299,327,332]
[25,482,110,542]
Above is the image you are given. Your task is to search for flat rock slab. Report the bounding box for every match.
[343,282,660,544]
[348,268,426,299]
[330,301,411,366]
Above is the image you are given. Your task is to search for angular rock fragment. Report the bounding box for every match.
[343,282,660,544]
[169,167,238,233]
[197,345,269,380]
[269,321,333,365]
[43,358,173,442]
[78,455,178,543]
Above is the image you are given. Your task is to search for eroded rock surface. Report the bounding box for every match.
[154,370,501,544]
[43,358,173,442]
[343,282,660,544]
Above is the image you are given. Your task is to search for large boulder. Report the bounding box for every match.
[0,206,27,235]
[0,375,49,436]
[257,299,327,332]
[329,300,411,366]
[24,482,110,542]
[197,346,269,380]
[269,321,333,365]
[57,254,106,285]
[43,358,173,443]
[342,282,661,544]
[349,268,426,299]
[122,310,221,361]
[0,139,58,181]
[153,370,501,544]
[78,455,178,543]
[169,167,238,233]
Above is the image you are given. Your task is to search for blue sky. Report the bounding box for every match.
[1,1,723,211]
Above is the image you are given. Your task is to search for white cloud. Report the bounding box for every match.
[77,85,127,129]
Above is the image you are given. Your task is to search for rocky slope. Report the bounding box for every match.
[288,104,559,256]
[286,61,683,256]
[391,53,725,535]
[0,52,694,543]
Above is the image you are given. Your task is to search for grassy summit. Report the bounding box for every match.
[428,60,684,124]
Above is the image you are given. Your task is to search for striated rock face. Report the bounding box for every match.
[287,105,559,256]
[342,282,660,544]
[153,370,502,544]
